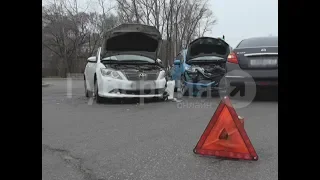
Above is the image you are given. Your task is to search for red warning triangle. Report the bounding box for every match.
[193,96,258,161]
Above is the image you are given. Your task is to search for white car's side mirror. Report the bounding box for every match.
[87,56,96,62]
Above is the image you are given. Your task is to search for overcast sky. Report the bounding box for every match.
[43,0,278,47]
[209,0,278,47]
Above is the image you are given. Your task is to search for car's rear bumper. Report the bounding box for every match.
[226,62,278,87]
[226,76,278,86]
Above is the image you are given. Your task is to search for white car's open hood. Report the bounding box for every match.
[101,23,162,61]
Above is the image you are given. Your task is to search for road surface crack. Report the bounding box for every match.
[42,144,105,180]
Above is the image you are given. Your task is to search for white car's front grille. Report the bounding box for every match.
[125,73,159,81]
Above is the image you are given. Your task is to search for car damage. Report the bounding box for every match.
[181,37,230,95]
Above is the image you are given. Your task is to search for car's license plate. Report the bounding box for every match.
[249,59,277,67]
[131,81,156,89]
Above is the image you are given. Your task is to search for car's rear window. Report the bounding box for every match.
[237,37,278,48]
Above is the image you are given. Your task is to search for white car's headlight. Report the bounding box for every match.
[100,68,123,80]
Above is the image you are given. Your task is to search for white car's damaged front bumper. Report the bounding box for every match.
[97,77,167,98]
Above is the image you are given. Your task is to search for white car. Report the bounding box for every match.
[84,24,168,103]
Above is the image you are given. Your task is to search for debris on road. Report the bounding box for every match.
[171,98,182,103]
[42,82,50,87]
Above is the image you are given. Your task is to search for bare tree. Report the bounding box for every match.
[116,0,135,23]
[42,0,70,76]
[195,7,217,37]
[98,0,117,33]
[42,0,118,77]
[42,0,217,76]
[116,0,216,67]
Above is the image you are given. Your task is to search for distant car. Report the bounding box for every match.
[83,23,168,103]
[226,36,278,89]
[172,37,230,96]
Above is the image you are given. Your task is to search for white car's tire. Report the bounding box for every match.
[94,79,103,103]
[84,76,89,98]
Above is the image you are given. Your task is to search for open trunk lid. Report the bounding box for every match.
[186,37,230,64]
[101,23,162,61]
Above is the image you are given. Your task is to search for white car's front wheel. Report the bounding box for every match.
[84,76,89,97]
[94,80,103,103]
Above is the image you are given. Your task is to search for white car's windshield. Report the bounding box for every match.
[102,55,155,63]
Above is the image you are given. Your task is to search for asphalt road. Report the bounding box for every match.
[42,79,278,180]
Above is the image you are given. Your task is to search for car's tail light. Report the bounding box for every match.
[227,52,238,64]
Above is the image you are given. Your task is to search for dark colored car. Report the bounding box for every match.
[226,36,278,89]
